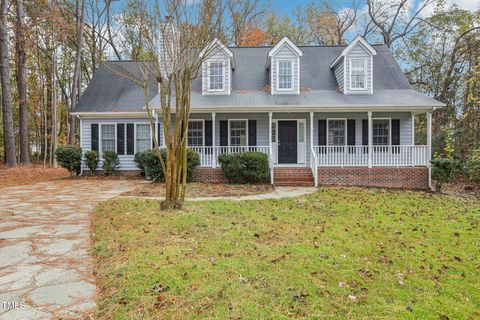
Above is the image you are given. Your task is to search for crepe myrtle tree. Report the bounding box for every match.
[106,0,228,210]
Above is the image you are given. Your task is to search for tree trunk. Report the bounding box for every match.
[15,0,29,164]
[0,0,17,167]
[69,0,86,145]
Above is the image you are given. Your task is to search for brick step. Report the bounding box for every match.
[275,180,314,186]
[275,176,314,182]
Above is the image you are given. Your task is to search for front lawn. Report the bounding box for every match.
[92,188,480,319]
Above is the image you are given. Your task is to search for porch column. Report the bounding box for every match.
[269,112,273,185]
[309,112,314,150]
[427,110,432,188]
[368,111,373,168]
[411,112,415,146]
[212,112,216,168]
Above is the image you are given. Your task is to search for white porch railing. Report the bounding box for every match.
[312,145,429,167]
[189,146,270,167]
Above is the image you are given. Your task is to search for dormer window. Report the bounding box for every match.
[350,58,366,90]
[208,61,224,91]
[277,60,293,90]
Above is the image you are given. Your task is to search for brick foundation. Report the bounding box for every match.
[193,167,227,183]
[317,167,429,190]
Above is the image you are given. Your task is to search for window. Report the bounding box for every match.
[299,121,305,143]
[271,122,276,143]
[328,119,346,146]
[101,124,115,153]
[350,59,366,90]
[188,121,203,146]
[230,120,247,146]
[135,124,151,153]
[277,60,293,90]
[208,61,224,91]
[373,119,390,145]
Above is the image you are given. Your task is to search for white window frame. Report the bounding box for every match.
[276,59,294,91]
[228,119,249,147]
[349,58,367,91]
[207,60,225,92]
[187,119,205,147]
[134,122,152,154]
[326,118,347,146]
[99,123,117,154]
[372,118,392,146]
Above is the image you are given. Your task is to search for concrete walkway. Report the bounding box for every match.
[123,186,317,202]
[0,180,136,320]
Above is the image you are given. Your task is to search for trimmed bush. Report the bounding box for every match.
[218,151,269,184]
[102,151,120,175]
[55,146,82,176]
[134,148,200,182]
[466,149,480,183]
[84,150,99,174]
[431,157,459,192]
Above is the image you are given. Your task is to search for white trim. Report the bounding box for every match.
[411,113,415,146]
[326,118,347,146]
[275,59,295,92]
[372,117,392,146]
[343,58,346,94]
[212,112,216,167]
[330,35,377,69]
[227,119,249,147]
[349,58,368,91]
[370,55,374,94]
[187,119,205,147]
[99,122,117,154]
[200,38,234,59]
[134,122,152,154]
[275,119,307,166]
[268,37,303,58]
[206,60,226,93]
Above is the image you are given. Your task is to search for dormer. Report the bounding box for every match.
[330,36,376,94]
[266,37,303,95]
[200,38,235,95]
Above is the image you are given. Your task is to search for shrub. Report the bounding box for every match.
[84,150,99,174]
[431,157,459,192]
[218,151,269,184]
[134,148,200,182]
[466,149,480,183]
[102,151,120,175]
[55,146,82,176]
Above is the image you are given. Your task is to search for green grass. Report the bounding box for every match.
[92,188,480,319]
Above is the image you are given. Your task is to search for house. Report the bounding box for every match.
[73,35,443,189]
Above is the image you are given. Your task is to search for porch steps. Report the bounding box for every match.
[274,168,315,186]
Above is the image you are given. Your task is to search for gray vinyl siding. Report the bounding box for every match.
[271,44,300,95]
[202,49,230,95]
[344,43,372,94]
[333,63,344,92]
[80,118,150,171]
[312,112,412,146]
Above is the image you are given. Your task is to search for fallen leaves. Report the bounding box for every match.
[0,163,69,187]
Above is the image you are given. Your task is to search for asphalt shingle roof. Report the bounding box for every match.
[74,44,442,113]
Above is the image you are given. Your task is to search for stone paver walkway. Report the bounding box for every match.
[0,180,136,320]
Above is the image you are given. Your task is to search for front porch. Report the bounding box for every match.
[182,110,433,187]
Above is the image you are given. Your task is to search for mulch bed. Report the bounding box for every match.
[438,178,480,201]
[0,163,70,188]
[124,182,274,198]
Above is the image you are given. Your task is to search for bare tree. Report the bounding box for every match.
[69,0,86,145]
[367,0,435,48]
[0,0,17,167]
[15,0,29,164]
[227,0,265,46]
[107,0,228,210]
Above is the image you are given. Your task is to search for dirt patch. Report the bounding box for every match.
[437,178,480,201]
[0,163,69,188]
[124,182,274,198]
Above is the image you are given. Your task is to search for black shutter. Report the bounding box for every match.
[347,119,356,154]
[205,120,212,146]
[127,124,134,155]
[318,120,326,145]
[362,119,368,154]
[117,124,125,155]
[91,124,99,152]
[157,123,162,147]
[392,119,400,154]
[248,120,257,146]
[220,121,228,146]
